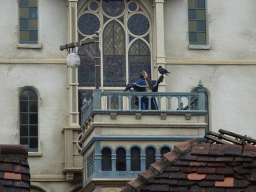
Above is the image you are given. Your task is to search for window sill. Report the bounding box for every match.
[28,152,42,157]
[188,45,211,50]
[17,44,42,49]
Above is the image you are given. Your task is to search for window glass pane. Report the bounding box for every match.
[28,90,37,100]
[30,138,38,148]
[198,32,206,43]
[29,7,38,18]
[29,101,38,112]
[102,148,112,171]
[20,90,29,100]
[189,32,197,42]
[78,13,100,36]
[146,147,155,170]
[20,19,29,30]
[29,0,37,6]
[197,0,205,8]
[29,114,38,124]
[188,10,196,20]
[20,0,29,7]
[128,3,137,11]
[128,14,149,36]
[30,126,38,136]
[102,1,125,17]
[29,19,37,30]
[131,147,140,171]
[29,30,38,41]
[20,126,28,136]
[20,8,28,18]
[116,148,126,171]
[161,147,171,158]
[20,114,28,124]
[20,138,28,145]
[197,10,205,20]
[114,22,125,55]
[20,101,28,112]
[188,0,196,8]
[103,21,115,55]
[90,2,98,11]
[189,21,197,31]
[197,20,206,31]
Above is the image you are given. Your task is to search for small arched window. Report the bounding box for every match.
[146,147,155,170]
[160,147,171,158]
[20,89,38,152]
[116,147,126,171]
[101,147,112,171]
[131,147,141,171]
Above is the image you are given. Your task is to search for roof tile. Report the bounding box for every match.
[179,152,197,161]
[189,185,207,192]
[159,179,178,185]
[198,180,215,187]
[234,165,251,174]
[21,174,29,182]
[127,178,143,189]
[242,145,256,157]
[173,160,190,166]
[0,145,28,156]
[150,159,165,174]
[13,165,29,174]
[243,159,256,168]
[3,187,21,192]
[163,151,179,165]
[177,180,196,186]
[215,157,234,162]
[207,162,225,167]
[139,170,155,182]
[169,171,187,179]
[169,187,188,192]
[13,181,29,188]
[233,178,250,188]
[191,143,210,155]
[251,168,256,181]
[187,173,206,180]
[225,189,244,192]
[235,157,253,162]
[150,184,169,191]
[0,186,5,192]
[0,172,3,179]
[155,172,169,178]
[216,166,234,175]
[180,167,197,173]
[215,177,234,187]
[205,174,224,181]
[0,164,14,172]
[224,145,243,156]
[189,161,207,167]
[197,156,216,162]
[4,173,21,180]
[1,179,14,186]
[163,166,179,172]
[198,167,216,174]
[208,144,225,156]
[245,185,256,192]
[173,138,198,156]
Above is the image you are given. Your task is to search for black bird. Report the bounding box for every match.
[158,66,170,76]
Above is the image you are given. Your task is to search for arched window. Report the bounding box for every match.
[101,147,112,171]
[78,0,151,89]
[20,89,38,152]
[131,147,140,171]
[146,147,155,170]
[160,147,171,158]
[116,147,126,171]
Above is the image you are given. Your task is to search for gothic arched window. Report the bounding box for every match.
[116,147,126,171]
[78,0,151,89]
[131,147,141,171]
[101,147,112,171]
[20,89,38,152]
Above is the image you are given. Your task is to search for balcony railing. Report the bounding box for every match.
[81,81,207,126]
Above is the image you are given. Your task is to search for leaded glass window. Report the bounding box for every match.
[20,89,38,152]
[78,0,151,89]
[146,147,155,170]
[188,0,206,44]
[19,0,38,44]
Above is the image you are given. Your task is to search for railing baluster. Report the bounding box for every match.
[168,96,171,110]
[158,96,161,110]
[138,96,141,110]
[188,96,191,110]
[148,96,151,110]
[128,95,131,110]
[108,95,111,110]
[178,96,181,110]
[118,95,121,110]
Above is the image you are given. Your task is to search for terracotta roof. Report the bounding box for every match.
[0,145,30,192]
[121,139,256,192]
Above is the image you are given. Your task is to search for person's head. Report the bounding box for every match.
[139,71,148,79]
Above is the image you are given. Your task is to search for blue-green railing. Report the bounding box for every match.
[81,81,207,126]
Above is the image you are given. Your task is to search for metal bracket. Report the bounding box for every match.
[161,114,166,120]
[111,113,116,120]
[135,113,142,120]
[185,114,192,120]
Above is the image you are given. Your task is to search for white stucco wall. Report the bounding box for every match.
[164,0,256,60]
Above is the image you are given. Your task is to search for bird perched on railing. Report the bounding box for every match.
[158,66,170,76]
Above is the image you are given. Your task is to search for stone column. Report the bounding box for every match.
[154,0,166,93]
[67,0,80,127]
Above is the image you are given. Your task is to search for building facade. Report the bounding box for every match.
[0,0,256,192]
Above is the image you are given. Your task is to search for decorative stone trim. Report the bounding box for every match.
[135,113,141,120]
[111,113,117,119]
[161,114,166,120]
[185,114,192,120]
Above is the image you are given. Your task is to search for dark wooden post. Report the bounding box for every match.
[94,34,100,89]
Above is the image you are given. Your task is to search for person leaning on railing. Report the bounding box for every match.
[124,71,164,110]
